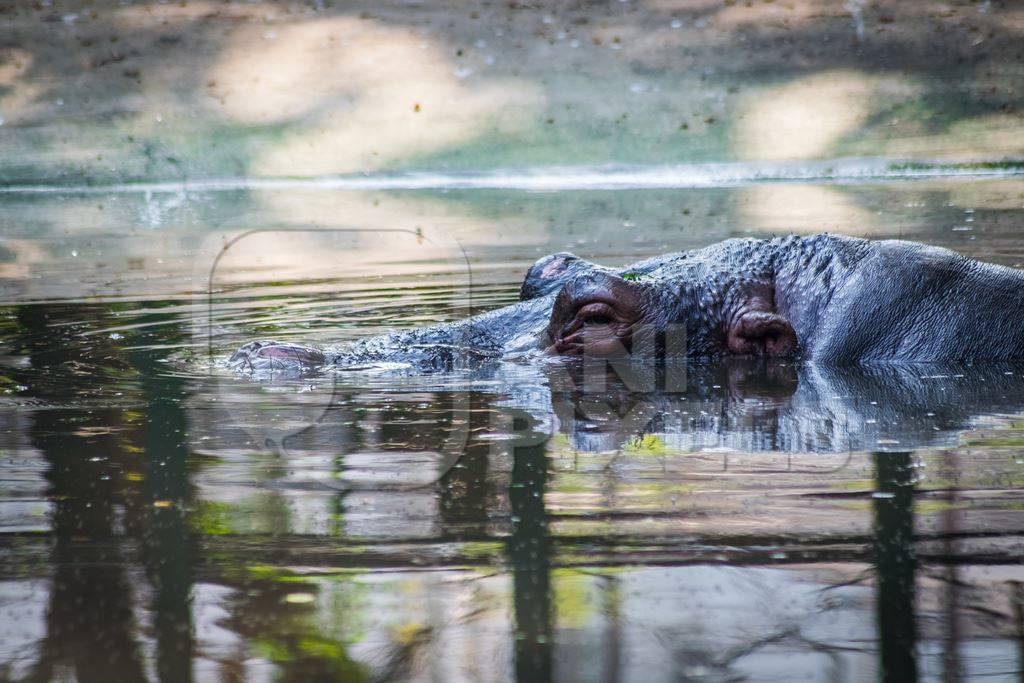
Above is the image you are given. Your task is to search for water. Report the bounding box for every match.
[4,176,1024,681]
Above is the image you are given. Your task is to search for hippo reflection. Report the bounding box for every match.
[538,360,1024,454]
[215,358,1024,463]
[232,234,1024,372]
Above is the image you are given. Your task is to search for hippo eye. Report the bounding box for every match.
[576,302,617,327]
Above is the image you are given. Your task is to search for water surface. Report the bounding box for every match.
[3,177,1024,681]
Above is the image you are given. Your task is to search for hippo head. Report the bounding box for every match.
[543,267,798,360]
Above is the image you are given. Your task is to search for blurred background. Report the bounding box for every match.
[3,0,1023,180]
[1,0,1023,302]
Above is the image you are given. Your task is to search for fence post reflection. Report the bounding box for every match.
[872,450,918,683]
[601,576,622,683]
[941,448,962,683]
[1010,581,1024,681]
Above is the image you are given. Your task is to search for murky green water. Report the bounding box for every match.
[4,177,1024,681]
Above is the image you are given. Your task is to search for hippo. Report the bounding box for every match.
[230,233,1024,372]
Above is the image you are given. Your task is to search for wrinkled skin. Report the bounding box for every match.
[231,234,1024,373]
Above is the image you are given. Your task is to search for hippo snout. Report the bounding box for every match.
[229,340,326,375]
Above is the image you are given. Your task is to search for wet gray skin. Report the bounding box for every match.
[230,233,1024,374]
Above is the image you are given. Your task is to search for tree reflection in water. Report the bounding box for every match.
[508,416,552,683]
[6,303,1024,680]
[19,304,151,683]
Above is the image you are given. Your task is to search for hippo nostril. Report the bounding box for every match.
[727,310,798,359]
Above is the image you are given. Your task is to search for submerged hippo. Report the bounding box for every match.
[231,233,1024,372]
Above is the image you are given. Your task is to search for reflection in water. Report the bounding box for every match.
[509,420,552,683]
[5,295,1024,679]
[0,149,1023,683]
[873,451,918,683]
[132,318,195,683]
[17,305,148,682]
[940,449,962,683]
[540,359,1024,455]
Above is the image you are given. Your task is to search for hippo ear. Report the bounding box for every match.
[521,253,602,300]
[727,310,798,358]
